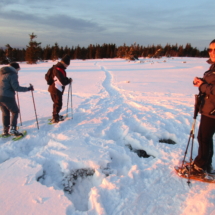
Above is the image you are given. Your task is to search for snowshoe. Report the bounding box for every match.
[12,130,27,141]
[174,164,215,183]
[0,133,11,138]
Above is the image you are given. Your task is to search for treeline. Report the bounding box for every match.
[0,33,209,64]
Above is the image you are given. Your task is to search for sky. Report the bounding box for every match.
[0,0,215,50]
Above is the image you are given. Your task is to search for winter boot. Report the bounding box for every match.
[191,164,205,176]
[180,163,205,177]
[51,118,59,124]
[206,165,215,175]
[1,126,10,137]
[51,115,64,123]
[9,126,23,136]
[59,115,64,120]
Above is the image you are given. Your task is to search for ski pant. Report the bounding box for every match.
[50,90,63,119]
[194,114,215,170]
[0,97,19,130]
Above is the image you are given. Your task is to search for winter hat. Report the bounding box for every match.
[9,62,20,69]
[61,54,70,65]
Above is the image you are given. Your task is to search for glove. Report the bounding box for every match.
[69,78,73,83]
[193,77,203,87]
[28,85,34,91]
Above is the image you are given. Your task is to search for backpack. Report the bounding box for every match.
[45,66,54,85]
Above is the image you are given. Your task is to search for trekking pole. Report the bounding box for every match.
[30,84,39,130]
[187,94,200,185]
[181,94,199,185]
[16,92,22,126]
[180,122,194,168]
[71,82,73,119]
[181,95,199,166]
[187,119,196,186]
[66,83,71,117]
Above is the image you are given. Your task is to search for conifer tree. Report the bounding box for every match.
[0,48,8,64]
[184,43,193,57]
[19,49,26,62]
[74,45,81,59]
[95,45,101,59]
[200,48,208,57]
[5,44,13,62]
[43,45,51,60]
[178,45,184,57]
[88,44,94,59]
[59,46,65,58]
[69,46,75,59]
[51,43,59,61]
[25,33,41,64]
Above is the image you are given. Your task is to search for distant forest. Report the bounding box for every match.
[0,33,209,64]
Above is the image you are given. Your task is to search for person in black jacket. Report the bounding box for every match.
[0,62,34,136]
[190,39,215,175]
[48,55,72,123]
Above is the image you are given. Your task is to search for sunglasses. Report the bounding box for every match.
[208,48,215,53]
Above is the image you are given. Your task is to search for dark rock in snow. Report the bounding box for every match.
[126,144,151,158]
[62,168,95,194]
[159,138,176,144]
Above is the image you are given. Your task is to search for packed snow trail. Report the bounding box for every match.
[1,58,215,215]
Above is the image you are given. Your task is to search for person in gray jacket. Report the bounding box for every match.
[0,62,33,136]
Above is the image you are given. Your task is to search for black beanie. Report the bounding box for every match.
[61,55,70,65]
[10,62,20,69]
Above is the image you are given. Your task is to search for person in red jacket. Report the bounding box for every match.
[190,39,215,175]
[48,55,72,123]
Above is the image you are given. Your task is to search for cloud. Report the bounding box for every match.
[0,10,105,32]
[0,0,17,9]
[1,0,214,50]
[0,0,17,5]
[45,15,104,31]
[167,25,215,33]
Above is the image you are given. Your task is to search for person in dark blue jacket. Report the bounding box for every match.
[0,62,33,136]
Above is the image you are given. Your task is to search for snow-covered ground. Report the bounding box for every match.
[1,57,215,215]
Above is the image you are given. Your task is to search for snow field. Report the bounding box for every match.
[1,57,215,215]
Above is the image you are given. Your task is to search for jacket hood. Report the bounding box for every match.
[0,66,17,75]
[56,62,66,70]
